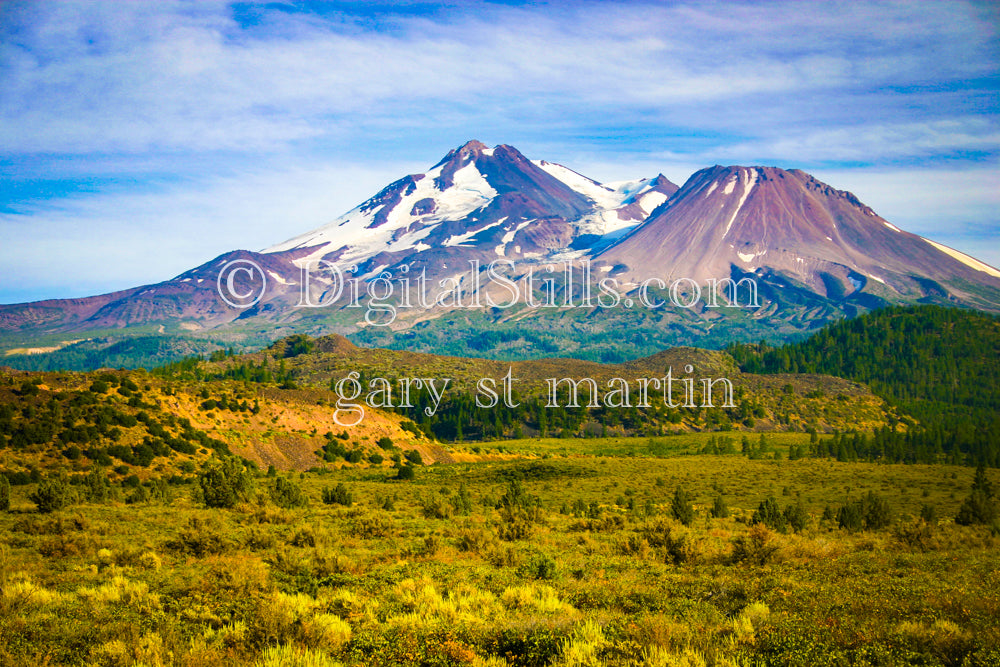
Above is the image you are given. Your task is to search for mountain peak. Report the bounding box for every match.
[459,139,489,152]
[598,163,1000,303]
[433,139,492,169]
[649,174,674,189]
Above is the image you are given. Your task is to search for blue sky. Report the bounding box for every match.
[1,0,998,304]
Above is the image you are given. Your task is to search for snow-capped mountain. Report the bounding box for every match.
[263,140,677,276]
[2,141,999,355]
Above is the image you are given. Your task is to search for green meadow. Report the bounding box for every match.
[1,449,997,667]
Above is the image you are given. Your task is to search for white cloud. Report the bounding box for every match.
[718,118,1000,163]
[0,158,415,302]
[1,1,995,157]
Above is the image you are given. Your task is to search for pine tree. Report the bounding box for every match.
[752,497,786,532]
[710,494,729,518]
[972,463,994,498]
[955,463,996,526]
[671,487,694,526]
[0,475,9,512]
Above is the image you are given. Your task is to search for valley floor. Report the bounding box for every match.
[1,450,998,666]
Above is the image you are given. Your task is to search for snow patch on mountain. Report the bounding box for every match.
[724,169,757,236]
[534,160,647,210]
[444,218,506,247]
[495,220,534,257]
[263,159,497,270]
[638,191,668,214]
[925,239,1000,278]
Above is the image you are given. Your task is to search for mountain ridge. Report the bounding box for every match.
[2,141,999,367]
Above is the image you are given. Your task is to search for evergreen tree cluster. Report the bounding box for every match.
[728,305,1000,466]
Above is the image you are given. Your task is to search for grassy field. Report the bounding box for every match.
[463,433,815,458]
[1,447,998,666]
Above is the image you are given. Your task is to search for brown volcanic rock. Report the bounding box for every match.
[0,248,305,335]
[597,165,1000,303]
[0,289,145,332]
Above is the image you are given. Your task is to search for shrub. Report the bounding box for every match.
[451,483,473,515]
[166,517,230,556]
[497,507,536,541]
[138,551,162,570]
[456,528,495,553]
[420,495,453,519]
[322,483,354,507]
[670,487,694,526]
[521,553,558,581]
[497,479,540,512]
[350,512,392,538]
[836,502,864,533]
[271,476,306,509]
[971,463,993,497]
[863,492,893,529]
[84,467,113,502]
[837,491,892,532]
[377,436,394,449]
[395,465,415,481]
[283,334,315,358]
[29,472,75,513]
[289,526,317,547]
[18,380,40,396]
[895,518,936,551]
[640,518,688,564]
[783,502,809,532]
[199,456,256,508]
[955,465,996,526]
[125,485,151,504]
[732,524,779,565]
[955,491,996,526]
[405,449,424,465]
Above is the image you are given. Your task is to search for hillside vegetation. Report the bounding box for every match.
[153,334,890,443]
[728,305,1000,466]
[1,306,999,664]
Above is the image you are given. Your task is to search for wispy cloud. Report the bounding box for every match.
[0,0,997,301]
[2,1,995,159]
